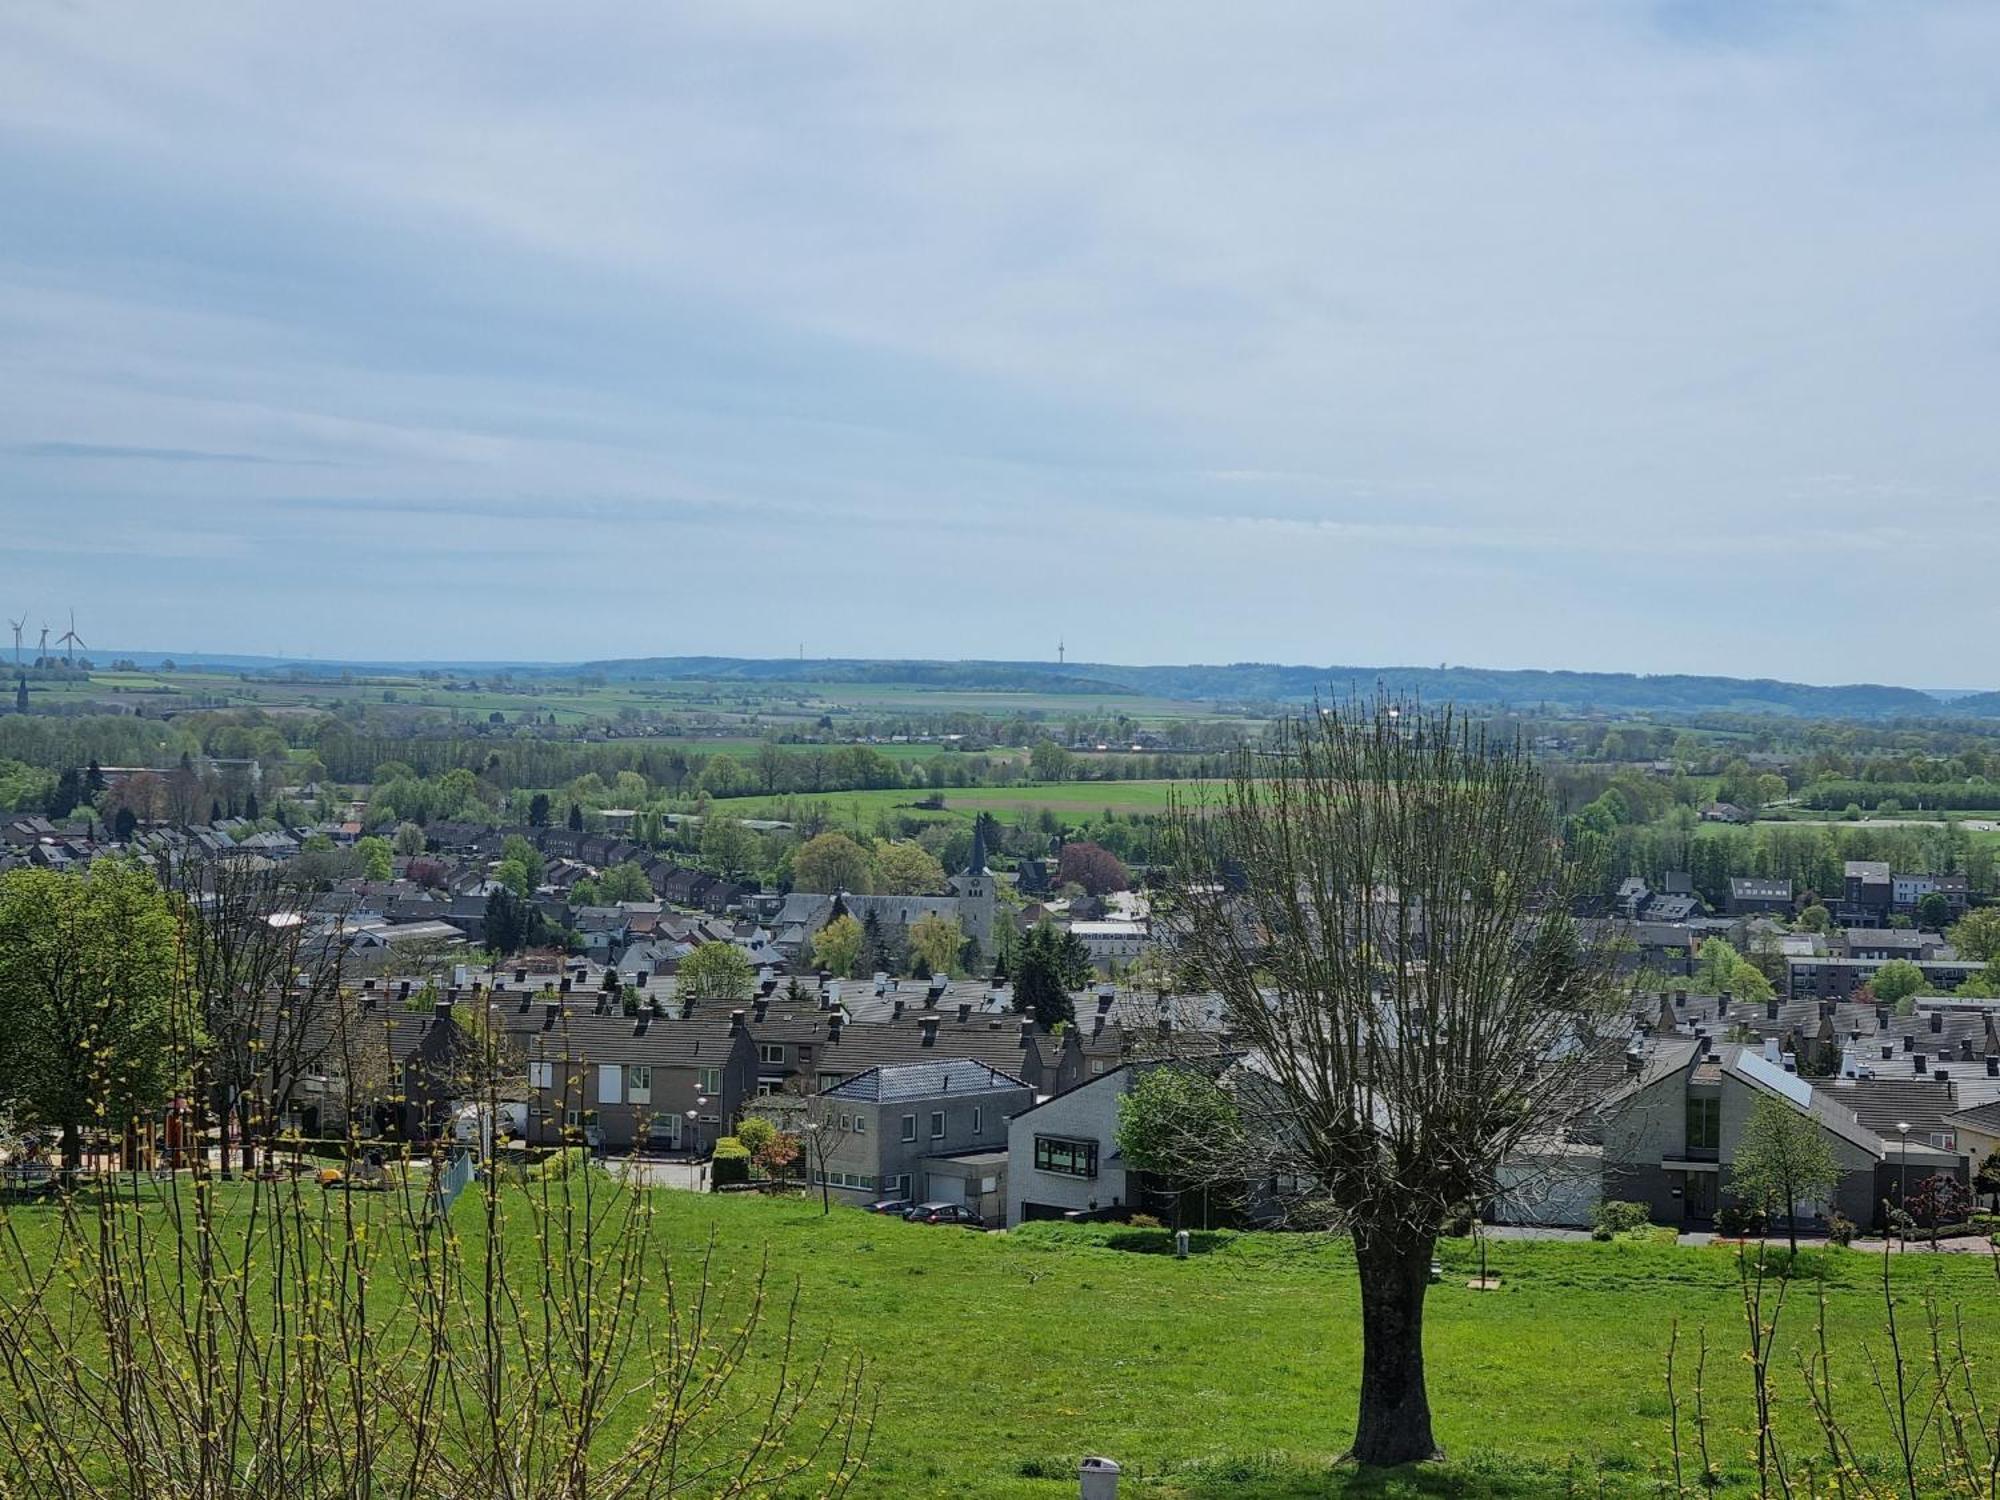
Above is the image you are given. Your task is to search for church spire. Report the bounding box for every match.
[967,814,988,876]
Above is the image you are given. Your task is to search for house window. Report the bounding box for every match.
[972,1107,982,1135]
[853,1116,866,1135]
[1931,1131,1956,1151]
[930,1110,946,1140]
[698,1067,722,1094]
[756,1081,782,1097]
[901,1114,917,1142]
[760,1044,786,1065]
[598,1063,623,1106]
[529,1061,553,1089]
[840,1113,853,1132]
[1034,1136,1098,1178]
[628,1065,652,1104]
[1685,1095,1720,1153]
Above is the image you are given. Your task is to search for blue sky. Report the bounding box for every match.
[2,3,1998,682]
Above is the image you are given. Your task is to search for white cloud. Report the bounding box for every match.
[1,2,1997,677]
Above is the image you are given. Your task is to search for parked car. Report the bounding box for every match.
[902,1201,984,1228]
[863,1197,915,1216]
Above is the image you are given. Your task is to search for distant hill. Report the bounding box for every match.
[571,656,1975,719]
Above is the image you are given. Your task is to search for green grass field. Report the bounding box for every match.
[6,1184,1995,1498]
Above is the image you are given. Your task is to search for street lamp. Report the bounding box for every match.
[1896,1121,1911,1248]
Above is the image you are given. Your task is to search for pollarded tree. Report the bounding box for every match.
[1162,696,1618,1467]
[1729,1093,1841,1254]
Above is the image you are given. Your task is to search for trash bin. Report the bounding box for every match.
[1079,1455,1121,1499]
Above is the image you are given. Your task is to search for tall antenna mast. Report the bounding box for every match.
[1058,636,1065,667]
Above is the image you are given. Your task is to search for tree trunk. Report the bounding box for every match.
[1349,1223,1441,1467]
[60,1120,82,1174]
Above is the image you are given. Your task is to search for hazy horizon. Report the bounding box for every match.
[6,5,2000,678]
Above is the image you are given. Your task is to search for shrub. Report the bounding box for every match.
[1715,1204,1768,1238]
[1592,1200,1651,1237]
[1126,1212,1162,1229]
[1826,1211,1857,1247]
[530,1146,594,1182]
[711,1136,752,1187]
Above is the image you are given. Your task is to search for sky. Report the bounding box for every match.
[2,3,1998,683]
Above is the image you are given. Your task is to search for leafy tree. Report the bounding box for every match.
[0,864,182,1170]
[1915,892,1952,931]
[699,813,756,881]
[812,914,864,979]
[794,833,874,895]
[45,767,82,818]
[112,806,138,841]
[1013,924,1074,1030]
[243,790,259,822]
[567,801,584,832]
[1948,907,2000,962]
[1028,739,1073,781]
[1057,841,1130,896]
[1974,1148,2000,1213]
[497,834,544,898]
[677,941,754,1001]
[1729,1094,1841,1253]
[873,840,946,895]
[355,835,394,882]
[1163,697,1618,1466]
[1797,903,1831,933]
[483,885,547,956]
[598,861,653,903]
[735,1115,778,1158]
[907,913,963,979]
[1116,1064,1242,1229]
[528,791,552,827]
[1694,936,1773,1001]
[1871,958,1927,1010]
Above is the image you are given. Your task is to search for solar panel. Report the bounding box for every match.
[1737,1048,1812,1109]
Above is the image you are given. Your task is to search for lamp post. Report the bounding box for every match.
[1896,1121,1911,1248]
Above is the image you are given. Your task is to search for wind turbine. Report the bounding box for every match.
[36,624,49,666]
[56,610,85,666]
[6,617,21,668]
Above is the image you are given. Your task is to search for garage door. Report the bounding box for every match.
[926,1174,963,1205]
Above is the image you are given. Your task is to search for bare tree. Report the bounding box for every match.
[1162,696,1618,1466]
[167,856,353,1176]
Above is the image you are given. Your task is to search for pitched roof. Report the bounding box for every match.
[822,1059,1028,1103]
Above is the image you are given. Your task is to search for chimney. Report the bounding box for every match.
[516,966,528,984]
[435,992,454,1020]
[1765,997,1779,1021]
[957,1002,972,1023]
[1763,1037,1780,1064]
[1934,1068,1949,1083]
[1986,1055,1998,1077]
[892,998,905,1019]
[559,976,572,994]
[1841,1048,1858,1078]
[1877,1007,1890,1030]
[1092,1015,1105,1038]
[1715,993,1728,1017]
[1625,1047,1644,1077]
[752,997,769,1022]
[1904,1034,1915,1052]
[827,1012,843,1041]
[362,977,376,992]
[1018,1018,1034,1049]
[1675,989,1687,1008]
[1913,1053,1927,1075]
[729,1008,746,1034]
[1780,1052,1796,1073]
[680,996,695,1020]
[1929,1011,1943,1034]
[1882,1043,1894,1060]
[919,1015,939,1047]
[635,970,649,988]
[399,980,411,1001]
